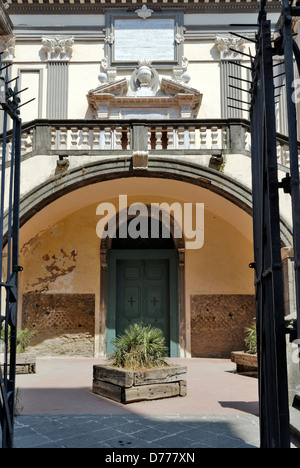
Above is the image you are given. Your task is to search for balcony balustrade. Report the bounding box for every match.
[0,118,298,172]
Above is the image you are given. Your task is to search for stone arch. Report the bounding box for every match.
[16,156,292,247]
[99,203,186,357]
[16,157,292,356]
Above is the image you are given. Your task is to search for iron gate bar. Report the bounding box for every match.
[250,0,290,448]
[278,0,300,345]
[0,53,26,448]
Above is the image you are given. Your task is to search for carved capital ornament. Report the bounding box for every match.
[42,35,74,61]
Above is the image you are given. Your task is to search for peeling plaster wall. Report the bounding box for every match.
[21,205,99,295]
[20,204,100,356]
[19,186,254,357]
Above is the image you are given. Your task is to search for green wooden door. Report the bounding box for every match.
[107,250,179,357]
[116,259,170,347]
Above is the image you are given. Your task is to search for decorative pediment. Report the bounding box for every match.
[88,78,128,98]
[87,65,202,120]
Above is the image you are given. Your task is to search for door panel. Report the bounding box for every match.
[116,259,170,347]
[124,266,140,280]
[145,266,164,280]
[146,286,164,317]
[123,286,141,319]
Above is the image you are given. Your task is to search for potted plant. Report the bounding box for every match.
[0,327,36,374]
[231,321,258,376]
[93,323,187,404]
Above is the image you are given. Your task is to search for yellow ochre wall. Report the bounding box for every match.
[18,178,255,357]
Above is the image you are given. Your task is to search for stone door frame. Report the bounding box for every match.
[99,206,186,357]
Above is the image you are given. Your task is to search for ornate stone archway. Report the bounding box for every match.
[99,205,186,357]
[15,157,292,357]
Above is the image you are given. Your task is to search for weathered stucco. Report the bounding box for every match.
[18,178,254,357]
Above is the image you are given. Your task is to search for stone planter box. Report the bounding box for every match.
[93,364,187,404]
[0,353,36,375]
[231,351,258,375]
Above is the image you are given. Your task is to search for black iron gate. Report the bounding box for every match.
[0,0,299,451]
[249,0,300,449]
[0,59,24,448]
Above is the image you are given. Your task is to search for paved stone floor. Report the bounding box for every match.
[13,413,261,449]
[1,357,299,448]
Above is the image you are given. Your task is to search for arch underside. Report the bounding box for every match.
[17,157,291,357]
[18,156,292,247]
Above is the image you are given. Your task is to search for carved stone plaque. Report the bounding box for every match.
[114,18,175,62]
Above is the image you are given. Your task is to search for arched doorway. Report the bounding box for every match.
[17,172,259,358]
[102,214,184,358]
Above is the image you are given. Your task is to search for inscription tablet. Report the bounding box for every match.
[114,18,175,62]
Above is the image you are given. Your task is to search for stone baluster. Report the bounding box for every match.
[115,126,123,150]
[211,126,219,149]
[167,126,175,149]
[21,132,28,153]
[200,126,207,149]
[104,127,112,149]
[70,127,78,149]
[177,126,185,149]
[58,127,68,150]
[282,143,290,167]
[126,127,130,150]
[51,128,57,149]
[244,131,251,152]
[6,141,12,162]
[155,127,163,150]
[147,129,152,150]
[276,141,282,165]
[81,127,90,149]
[25,128,33,152]
[188,127,196,149]
[92,127,101,149]
[222,127,228,151]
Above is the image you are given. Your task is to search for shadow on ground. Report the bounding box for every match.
[219,401,259,416]
[12,412,260,448]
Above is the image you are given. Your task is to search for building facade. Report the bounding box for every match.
[0,0,298,402]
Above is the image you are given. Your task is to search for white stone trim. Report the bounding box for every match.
[41,35,74,62]
[0,34,15,62]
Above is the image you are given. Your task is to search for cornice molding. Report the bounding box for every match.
[6,0,281,16]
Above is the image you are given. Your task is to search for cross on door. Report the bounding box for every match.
[151,297,159,307]
[128,297,136,306]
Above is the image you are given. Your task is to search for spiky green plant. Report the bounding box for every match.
[244,321,257,355]
[108,323,169,370]
[0,327,33,353]
[16,329,34,353]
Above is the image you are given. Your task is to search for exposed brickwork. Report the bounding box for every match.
[191,295,256,358]
[22,293,95,356]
